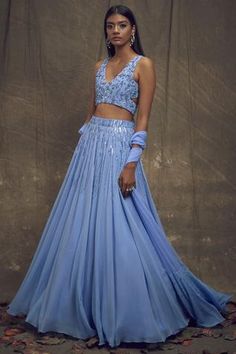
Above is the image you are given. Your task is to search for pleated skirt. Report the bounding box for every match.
[7,115,233,347]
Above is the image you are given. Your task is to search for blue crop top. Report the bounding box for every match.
[95,55,143,115]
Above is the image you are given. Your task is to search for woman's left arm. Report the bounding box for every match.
[134,56,157,132]
[118,57,156,197]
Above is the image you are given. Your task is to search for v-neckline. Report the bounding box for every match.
[104,55,140,84]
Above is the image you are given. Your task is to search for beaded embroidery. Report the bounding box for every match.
[95,55,143,115]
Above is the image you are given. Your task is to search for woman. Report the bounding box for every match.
[7,4,233,349]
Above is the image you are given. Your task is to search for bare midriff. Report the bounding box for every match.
[93,100,138,121]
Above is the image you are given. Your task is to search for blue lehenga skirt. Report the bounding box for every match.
[7,115,233,347]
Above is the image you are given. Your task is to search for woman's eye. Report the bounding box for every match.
[106,23,127,30]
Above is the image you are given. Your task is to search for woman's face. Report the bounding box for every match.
[106,14,135,47]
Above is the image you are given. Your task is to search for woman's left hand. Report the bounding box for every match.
[118,162,137,198]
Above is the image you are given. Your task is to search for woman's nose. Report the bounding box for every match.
[113,25,120,33]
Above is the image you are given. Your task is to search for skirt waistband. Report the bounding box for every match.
[90,115,135,128]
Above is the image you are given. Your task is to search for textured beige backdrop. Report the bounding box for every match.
[0,0,235,301]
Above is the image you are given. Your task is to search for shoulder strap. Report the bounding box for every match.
[96,57,108,76]
[133,55,143,65]
[129,55,143,73]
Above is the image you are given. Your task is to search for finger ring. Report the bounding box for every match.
[126,186,135,192]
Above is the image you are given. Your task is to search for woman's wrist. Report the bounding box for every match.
[125,162,137,169]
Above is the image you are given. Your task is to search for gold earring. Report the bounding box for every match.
[130,32,135,47]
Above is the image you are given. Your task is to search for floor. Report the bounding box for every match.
[0,300,235,354]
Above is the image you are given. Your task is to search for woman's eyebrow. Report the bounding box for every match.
[106,20,129,24]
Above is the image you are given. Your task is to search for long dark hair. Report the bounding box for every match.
[103,5,145,57]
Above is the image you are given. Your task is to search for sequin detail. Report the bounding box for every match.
[95,55,143,115]
[75,115,143,194]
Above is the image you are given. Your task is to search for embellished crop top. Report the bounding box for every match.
[95,55,143,115]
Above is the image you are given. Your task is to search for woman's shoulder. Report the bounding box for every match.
[137,55,156,79]
[94,57,107,71]
[138,55,155,68]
